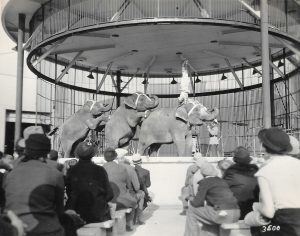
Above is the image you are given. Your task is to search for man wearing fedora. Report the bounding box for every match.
[207,119,220,157]
[116,149,145,225]
[103,148,137,231]
[132,154,151,209]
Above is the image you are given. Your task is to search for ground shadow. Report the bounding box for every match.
[123,203,160,236]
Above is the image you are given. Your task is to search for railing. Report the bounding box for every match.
[30,0,300,48]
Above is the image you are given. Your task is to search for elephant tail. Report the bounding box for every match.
[48,126,59,136]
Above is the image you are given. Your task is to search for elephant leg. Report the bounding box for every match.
[62,140,73,158]
[173,135,187,156]
[137,141,151,156]
[148,143,162,157]
[184,133,193,157]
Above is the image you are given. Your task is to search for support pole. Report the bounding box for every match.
[260,0,272,128]
[116,71,121,107]
[14,13,25,145]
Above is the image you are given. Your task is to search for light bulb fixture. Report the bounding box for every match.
[170,77,178,84]
[61,67,68,74]
[278,60,284,67]
[87,72,94,79]
[252,69,258,75]
[221,74,227,80]
[195,75,201,83]
[142,78,148,84]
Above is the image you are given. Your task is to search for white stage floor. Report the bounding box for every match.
[124,204,185,236]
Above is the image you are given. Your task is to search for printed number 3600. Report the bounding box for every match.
[262,225,280,232]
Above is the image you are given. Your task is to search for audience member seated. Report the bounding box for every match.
[216,159,234,177]
[0,210,26,236]
[47,149,64,171]
[132,154,152,209]
[103,148,137,231]
[191,157,209,197]
[287,135,300,159]
[12,126,44,167]
[3,133,65,236]
[65,142,113,224]
[223,146,259,219]
[179,153,203,215]
[250,128,300,236]
[116,149,145,225]
[184,163,240,236]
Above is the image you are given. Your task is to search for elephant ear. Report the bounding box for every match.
[175,106,188,122]
[82,100,94,112]
[124,94,137,109]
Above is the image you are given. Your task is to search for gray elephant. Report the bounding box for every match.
[105,92,159,149]
[59,100,112,158]
[137,100,219,156]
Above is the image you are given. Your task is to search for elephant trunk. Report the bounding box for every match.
[204,108,219,121]
[145,95,159,109]
[100,102,113,112]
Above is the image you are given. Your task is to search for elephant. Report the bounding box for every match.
[137,99,219,156]
[59,100,112,158]
[105,92,159,149]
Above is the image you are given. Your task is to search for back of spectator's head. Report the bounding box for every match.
[200,163,218,177]
[195,157,208,168]
[233,146,251,164]
[218,159,234,171]
[258,127,292,155]
[192,152,202,162]
[74,142,97,160]
[288,136,300,156]
[25,133,51,159]
[104,148,117,162]
[48,149,59,161]
[115,148,128,162]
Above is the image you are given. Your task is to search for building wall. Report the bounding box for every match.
[0,16,37,152]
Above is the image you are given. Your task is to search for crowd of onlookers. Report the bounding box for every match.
[0,126,151,236]
[1,126,300,236]
[181,127,300,236]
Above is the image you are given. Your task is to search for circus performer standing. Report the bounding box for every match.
[178,60,190,105]
[207,119,219,157]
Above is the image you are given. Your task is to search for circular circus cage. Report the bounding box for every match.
[21,0,300,156]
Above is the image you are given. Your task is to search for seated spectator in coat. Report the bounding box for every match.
[250,128,300,236]
[65,142,113,224]
[179,153,204,215]
[103,148,137,231]
[191,157,210,197]
[3,133,65,236]
[12,126,44,167]
[132,154,152,209]
[184,163,240,236]
[116,149,145,225]
[223,146,259,219]
[0,210,26,236]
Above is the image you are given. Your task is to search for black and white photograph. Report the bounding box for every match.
[0,0,300,235]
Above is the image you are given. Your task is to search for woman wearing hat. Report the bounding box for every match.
[223,146,259,219]
[65,142,113,224]
[184,163,240,236]
[3,133,65,236]
[250,128,300,236]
